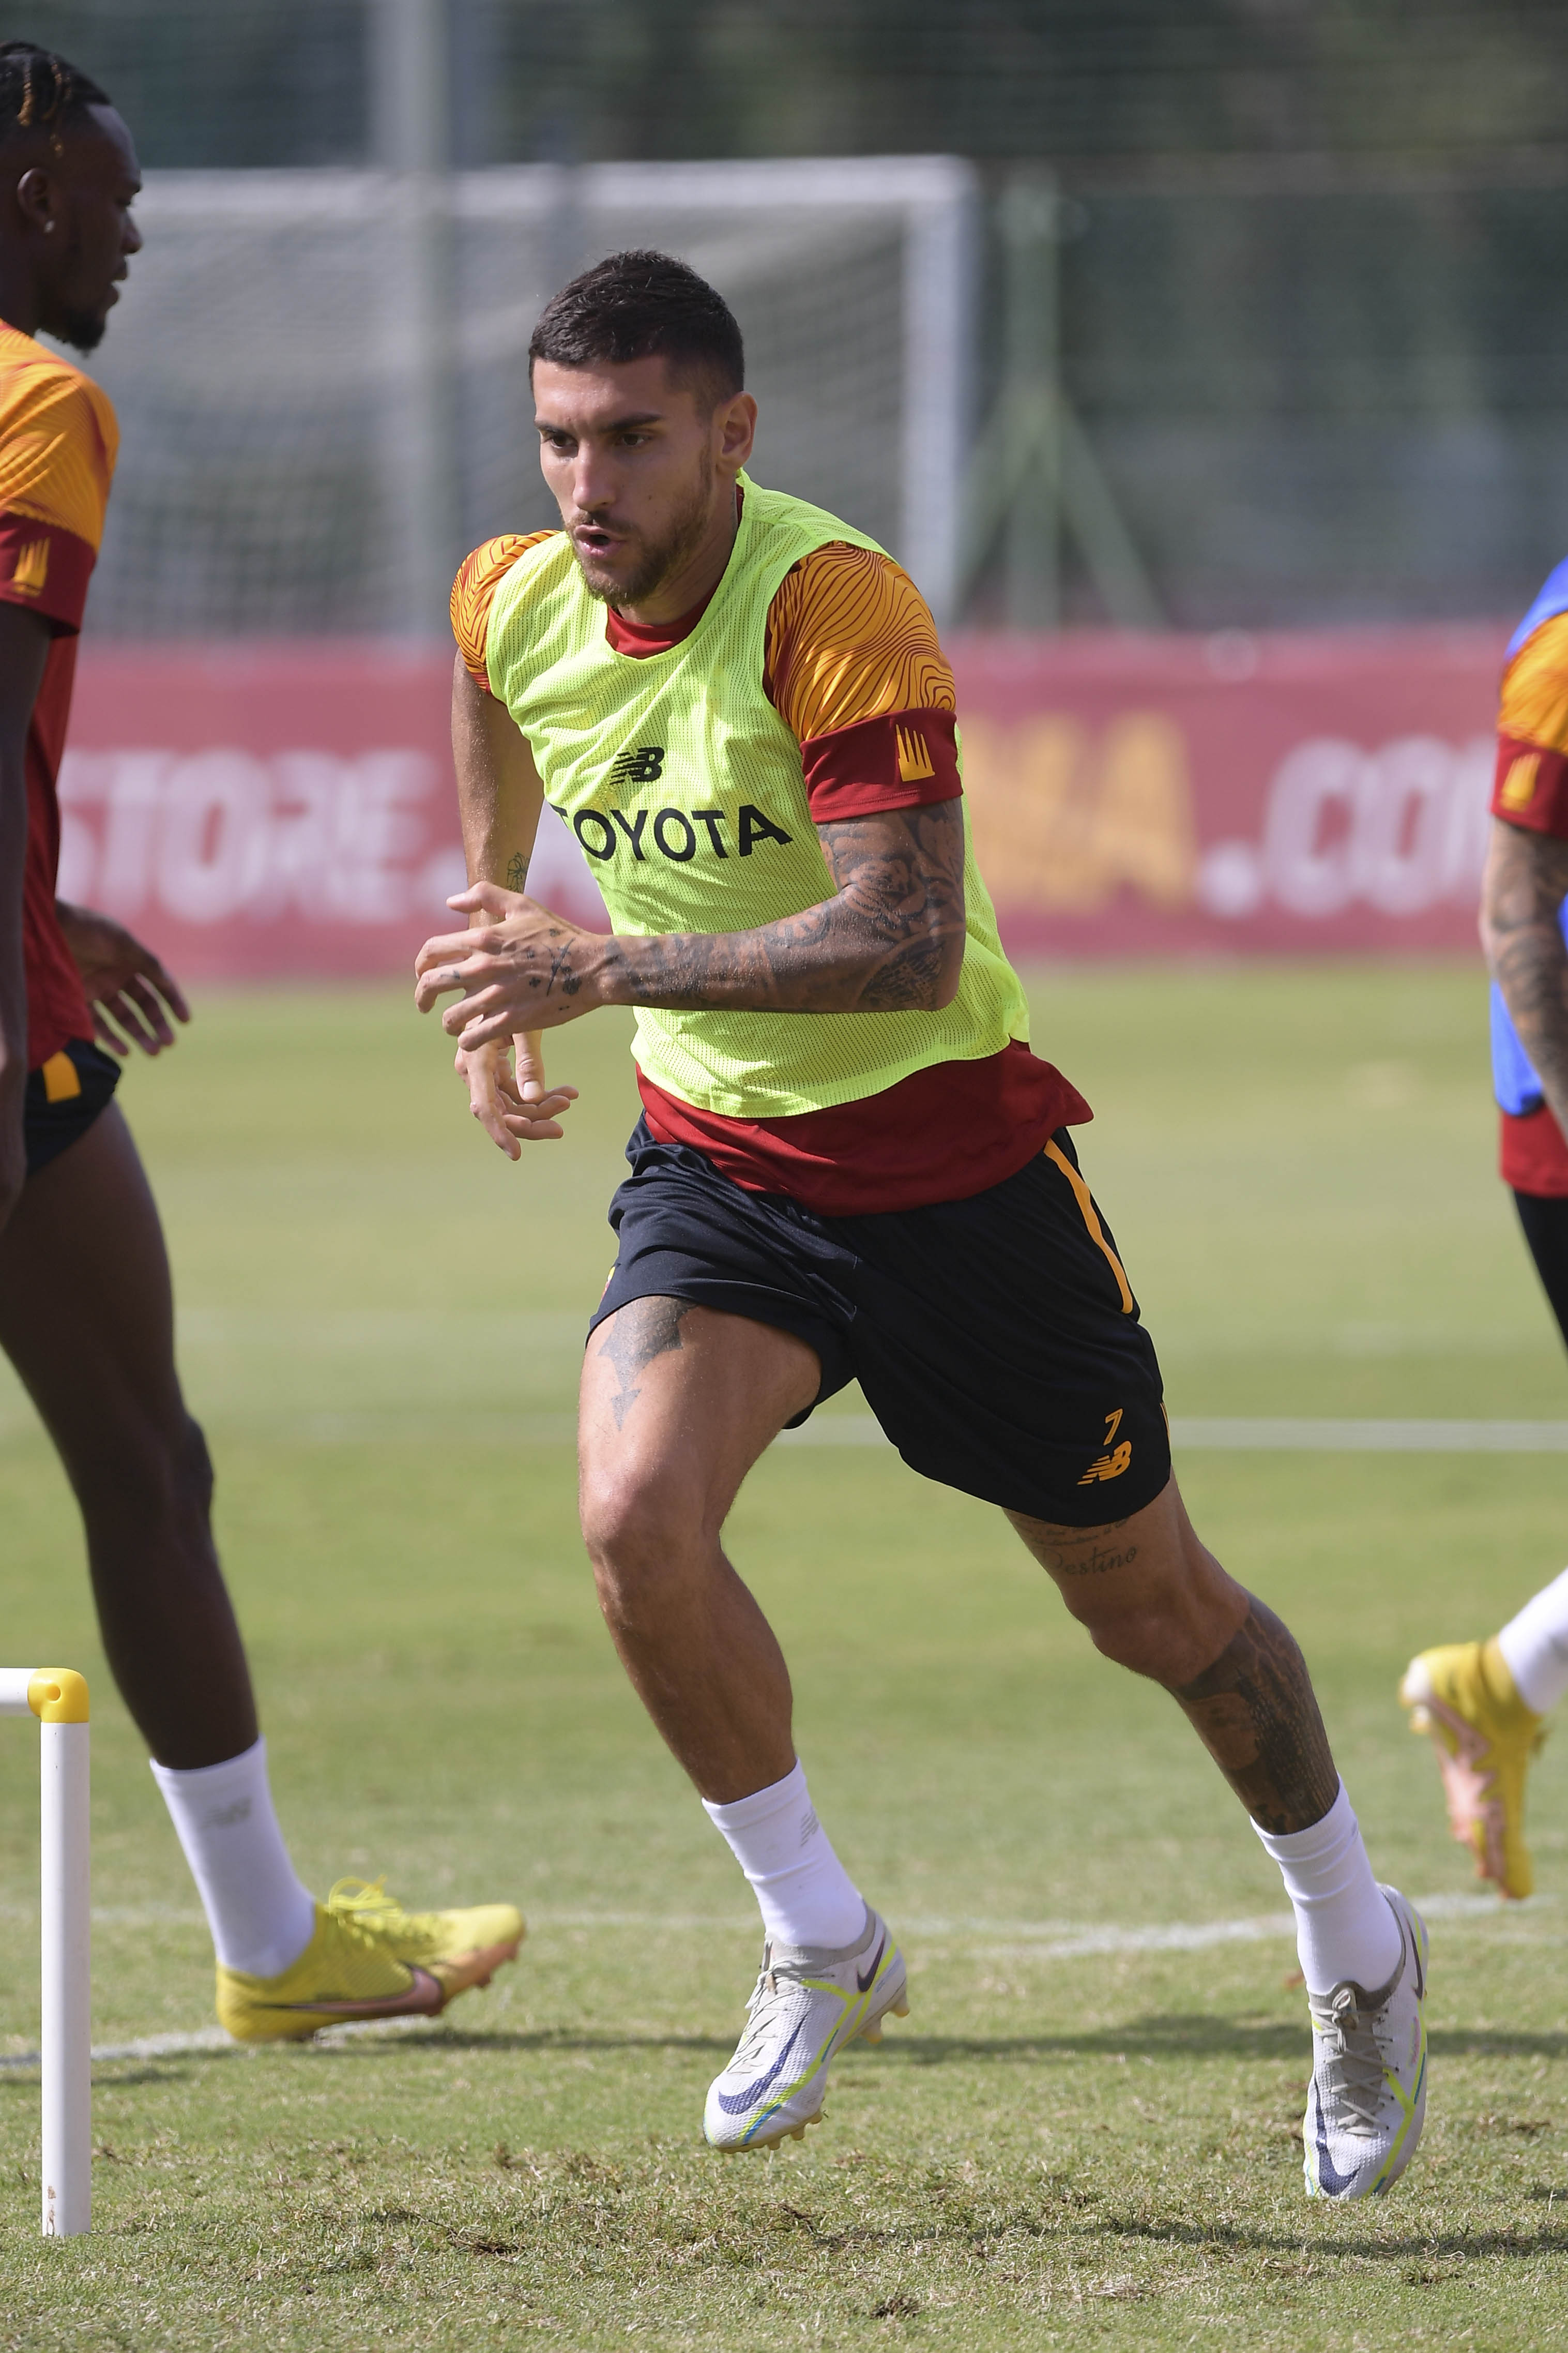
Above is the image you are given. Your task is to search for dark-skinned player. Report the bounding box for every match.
[0,41,521,2040]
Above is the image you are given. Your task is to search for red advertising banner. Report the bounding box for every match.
[62,629,1508,980]
[952,627,1505,957]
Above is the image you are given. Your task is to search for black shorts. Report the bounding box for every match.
[1513,1189,1568,1356]
[589,1120,1172,1528]
[23,1040,120,1179]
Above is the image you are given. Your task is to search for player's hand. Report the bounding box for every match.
[53,901,191,1057]
[415,882,611,1046]
[456,1034,578,1157]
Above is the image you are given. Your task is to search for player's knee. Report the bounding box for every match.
[74,1411,214,1542]
[172,1415,215,1520]
[581,1468,705,1620]
[1079,1601,1186,1681]
[1073,1562,1246,1686]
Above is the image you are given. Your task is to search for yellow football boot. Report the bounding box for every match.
[1398,1639,1544,1900]
[217,1876,525,2043]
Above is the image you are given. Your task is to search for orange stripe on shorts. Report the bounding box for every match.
[1043,1138,1133,1314]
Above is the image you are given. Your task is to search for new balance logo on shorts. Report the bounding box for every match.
[1079,1408,1132,1486]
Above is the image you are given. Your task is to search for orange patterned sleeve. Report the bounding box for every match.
[451,530,558,689]
[1493,613,1568,838]
[0,335,117,634]
[763,542,961,819]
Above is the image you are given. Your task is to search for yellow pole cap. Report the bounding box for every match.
[28,1670,88,1724]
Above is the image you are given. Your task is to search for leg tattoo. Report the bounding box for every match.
[1173,1599,1339,1834]
[597,1295,695,1432]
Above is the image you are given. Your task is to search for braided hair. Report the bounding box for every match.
[0,41,109,146]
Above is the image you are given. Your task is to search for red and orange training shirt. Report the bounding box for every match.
[451,517,1088,1213]
[0,320,118,1070]
[1489,610,1568,1195]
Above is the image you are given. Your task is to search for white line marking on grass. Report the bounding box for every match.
[0,1891,1528,2070]
[533,1892,1526,1941]
[0,1906,205,1926]
[777,1417,1568,1454]
[0,2026,234,2070]
[22,1410,1565,1454]
[0,2014,463,2071]
[1174,1418,1568,1453]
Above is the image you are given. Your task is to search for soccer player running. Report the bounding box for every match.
[1400,558,1568,1901]
[0,41,521,2039]
[420,250,1427,2198]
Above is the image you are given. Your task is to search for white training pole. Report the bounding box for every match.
[0,1672,90,2237]
[40,1707,90,2238]
[0,1669,36,1716]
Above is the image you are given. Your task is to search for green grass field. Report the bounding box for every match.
[3,962,1568,2350]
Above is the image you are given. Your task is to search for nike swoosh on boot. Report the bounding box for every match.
[267,1962,447,2019]
[716,2024,803,2116]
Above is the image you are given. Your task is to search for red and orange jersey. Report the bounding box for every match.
[449,516,962,824]
[762,540,959,819]
[1492,614,1568,839]
[0,321,117,636]
[0,321,119,1069]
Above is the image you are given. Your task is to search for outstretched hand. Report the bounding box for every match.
[456,1033,579,1156]
[414,882,608,1046]
[54,902,191,1057]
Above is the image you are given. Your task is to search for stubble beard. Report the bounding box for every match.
[48,222,111,352]
[58,307,107,354]
[573,462,716,612]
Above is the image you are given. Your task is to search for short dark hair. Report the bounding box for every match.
[529,250,744,405]
[0,41,110,146]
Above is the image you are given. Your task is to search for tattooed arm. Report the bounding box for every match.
[1481,816,1568,1137]
[442,654,577,1150]
[414,797,968,1044]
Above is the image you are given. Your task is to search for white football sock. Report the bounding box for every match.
[150,1736,317,1979]
[1253,1780,1402,1996]
[1497,1565,1568,1714]
[703,1759,867,1951]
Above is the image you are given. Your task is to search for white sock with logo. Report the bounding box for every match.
[150,1736,317,1979]
[703,1759,867,1952]
[1497,1565,1568,1713]
[1252,1780,1402,1996]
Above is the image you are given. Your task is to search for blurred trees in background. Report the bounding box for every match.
[14,1,1568,625]
[16,1,1568,171]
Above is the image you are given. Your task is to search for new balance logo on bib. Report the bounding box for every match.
[608,744,666,786]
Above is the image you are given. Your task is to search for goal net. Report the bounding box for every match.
[78,156,977,640]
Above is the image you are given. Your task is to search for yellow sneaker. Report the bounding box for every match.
[216,1877,525,2043]
[1398,1639,1544,1899]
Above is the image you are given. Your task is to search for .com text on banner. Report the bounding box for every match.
[59,629,1509,981]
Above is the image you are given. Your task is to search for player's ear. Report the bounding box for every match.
[717,390,757,471]
[14,163,61,242]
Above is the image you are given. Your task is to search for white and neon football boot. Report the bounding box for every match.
[704,1905,908,2152]
[1302,1884,1428,2201]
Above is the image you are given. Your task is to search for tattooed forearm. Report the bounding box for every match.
[425,800,967,1042]
[596,1295,694,1431]
[505,852,528,891]
[1482,819,1568,1135]
[1172,1598,1339,1835]
[602,799,968,1015]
